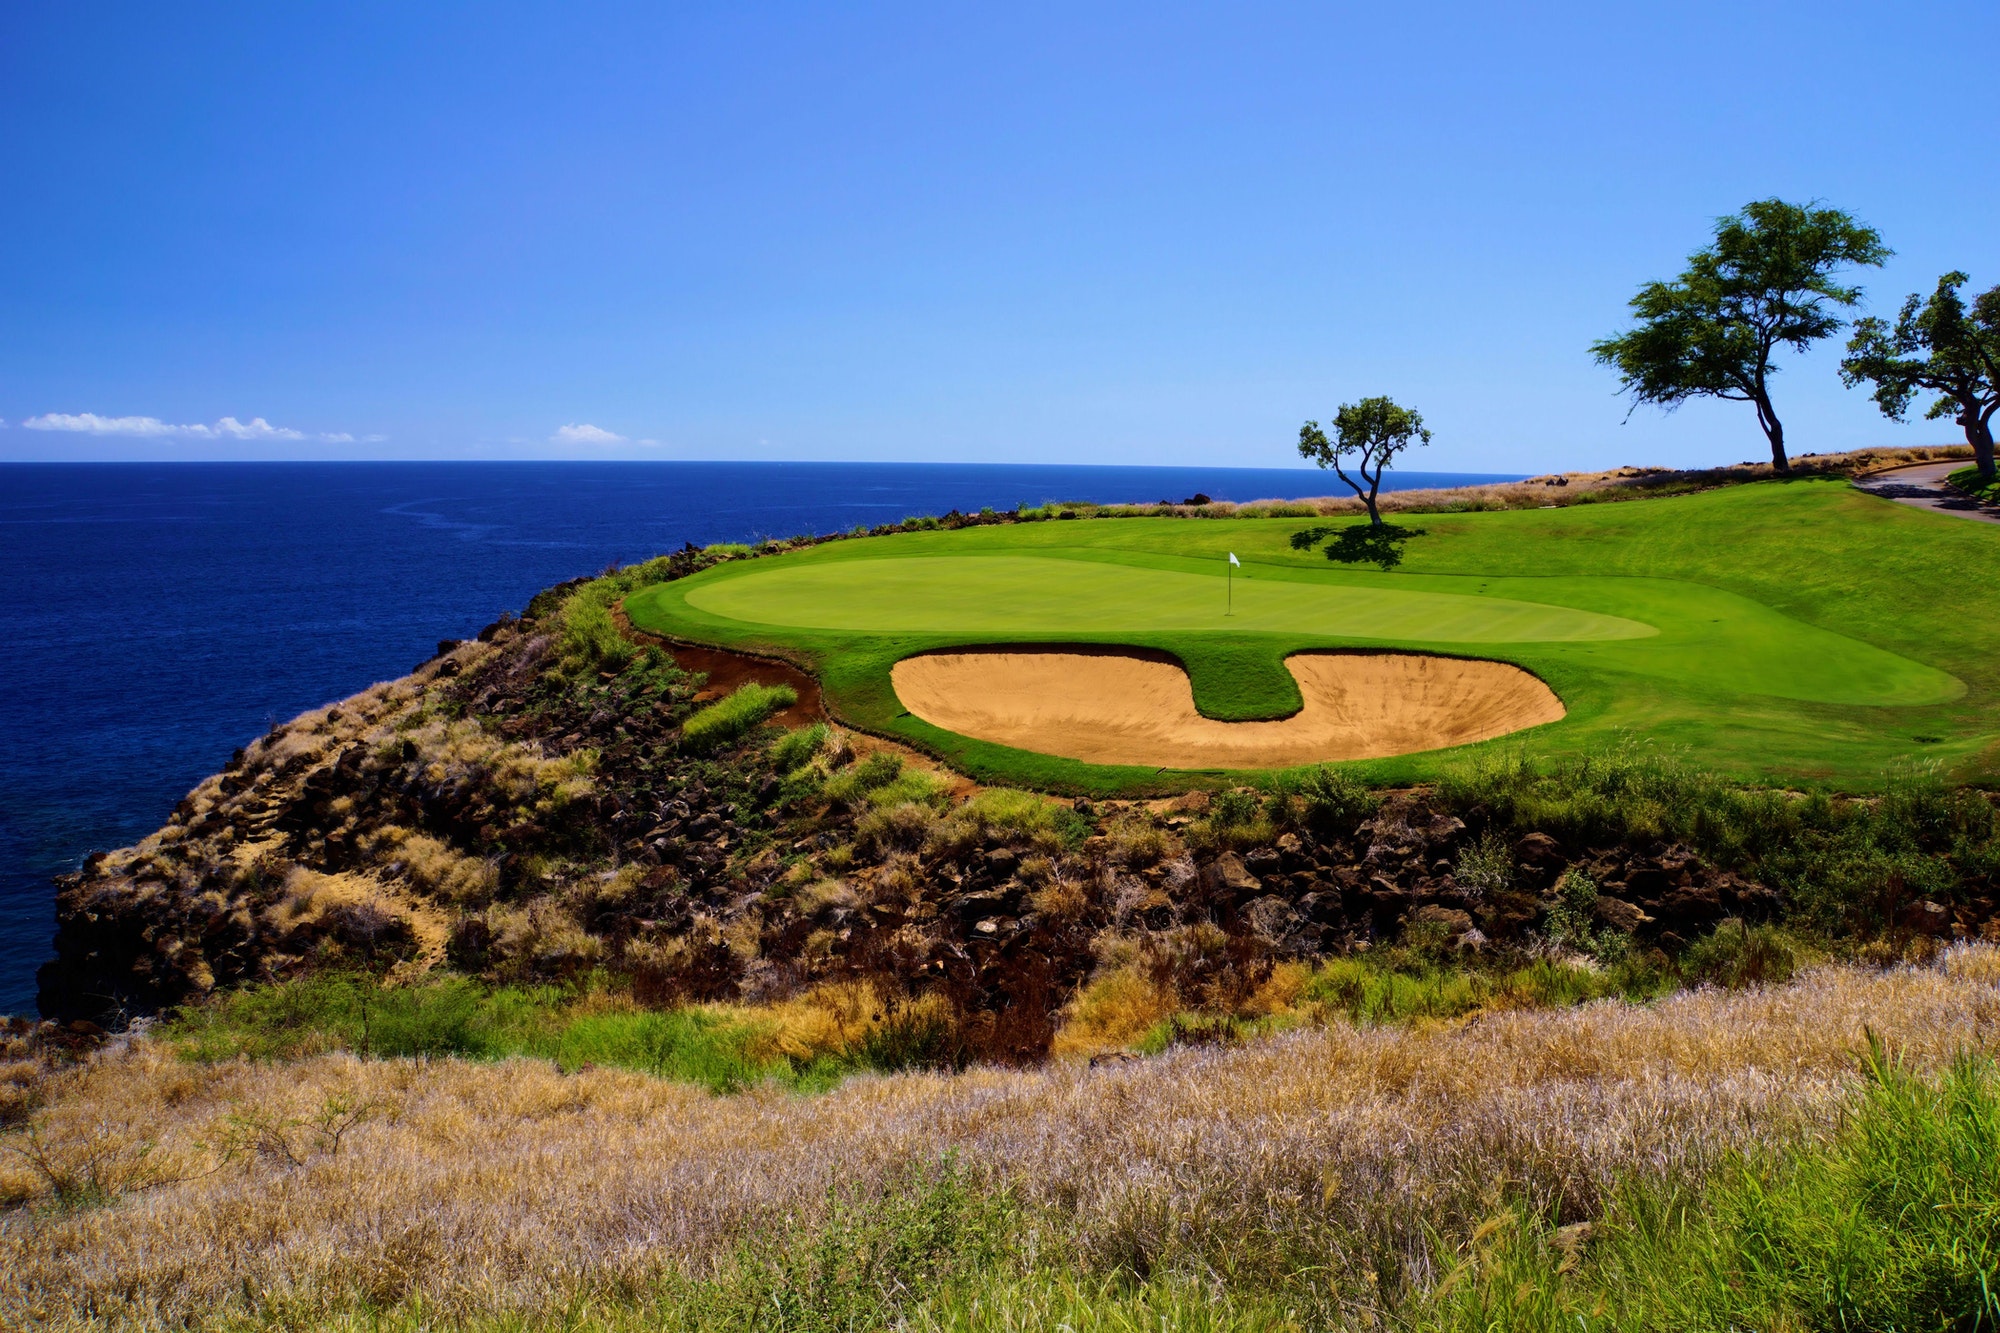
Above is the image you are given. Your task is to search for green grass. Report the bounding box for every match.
[684,554,1657,643]
[163,975,864,1094]
[1950,464,2000,504]
[627,477,2000,792]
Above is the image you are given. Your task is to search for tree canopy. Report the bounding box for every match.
[1298,396,1431,527]
[1591,199,1889,472]
[1841,272,2000,481]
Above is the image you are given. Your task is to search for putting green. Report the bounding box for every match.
[685,555,1656,642]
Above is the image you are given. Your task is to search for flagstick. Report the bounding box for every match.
[1226,556,1233,616]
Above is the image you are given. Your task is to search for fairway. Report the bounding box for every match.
[685,555,1655,642]
[626,478,1999,790]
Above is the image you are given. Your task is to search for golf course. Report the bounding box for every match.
[625,474,1999,791]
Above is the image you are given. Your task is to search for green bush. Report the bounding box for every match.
[681,683,798,752]
[556,588,636,673]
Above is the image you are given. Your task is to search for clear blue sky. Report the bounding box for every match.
[3,2,1995,470]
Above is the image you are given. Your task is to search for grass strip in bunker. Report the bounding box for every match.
[626,479,1989,792]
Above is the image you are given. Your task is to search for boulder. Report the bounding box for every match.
[1592,895,1653,934]
[1408,904,1476,943]
[1206,853,1262,899]
[1513,832,1562,868]
[1242,895,1300,945]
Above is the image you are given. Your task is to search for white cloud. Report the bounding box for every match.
[214,416,306,441]
[27,412,199,436]
[551,422,627,445]
[23,411,368,443]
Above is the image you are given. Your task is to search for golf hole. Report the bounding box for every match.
[890,648,1565,768]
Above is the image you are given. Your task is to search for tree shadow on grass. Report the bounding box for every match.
[1290,523,1428,570]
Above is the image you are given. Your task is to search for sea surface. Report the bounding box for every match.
[0,461,1518,1015]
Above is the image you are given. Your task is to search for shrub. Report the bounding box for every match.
[1287,764,1379,840]
[770,722,828,772]
[936,788,1091,852]
[554,590,635,673]
[1454,831,1514,900]
[1680,919,1805,989]
[681,683,797,752]
[854,801,940,856]
[1542,867,1603,952]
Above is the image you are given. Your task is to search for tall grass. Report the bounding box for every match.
[1416,1044,2000,1331]
[8,953,2000,1328]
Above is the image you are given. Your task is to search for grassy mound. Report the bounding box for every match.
[680,681,797,751]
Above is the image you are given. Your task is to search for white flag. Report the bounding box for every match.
[1228,552,1240,567]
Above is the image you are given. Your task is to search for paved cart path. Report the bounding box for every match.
[1853,461,2000,524]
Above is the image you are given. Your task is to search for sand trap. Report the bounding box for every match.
[891,649,1565,768]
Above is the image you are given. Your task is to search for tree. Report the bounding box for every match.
[1591,199,1889,472]
[1297,396,1431,527]
[1840,272,2000,483]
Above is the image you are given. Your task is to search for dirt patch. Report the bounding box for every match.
[666,643,824,727]
[891,649,1564,768]
[613,606,824,727]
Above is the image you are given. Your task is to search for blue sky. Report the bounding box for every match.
[2,2,1995,470]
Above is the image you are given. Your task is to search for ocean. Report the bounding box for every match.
[0,461,1518,1015]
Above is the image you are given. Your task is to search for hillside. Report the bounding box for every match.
[10,455,2000,1329]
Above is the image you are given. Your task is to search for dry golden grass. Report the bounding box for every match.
[1050,964,1180,1057]
[6,948,1999,1329]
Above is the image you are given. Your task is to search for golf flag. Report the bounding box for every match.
[1228,552,1240,567]
[1225,552,1238,615]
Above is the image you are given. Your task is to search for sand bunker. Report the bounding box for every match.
[891,649,1565,768]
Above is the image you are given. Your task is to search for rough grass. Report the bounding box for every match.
[7,951,1999,1328]
[680,682,798,751]
[1439,740,2000,935]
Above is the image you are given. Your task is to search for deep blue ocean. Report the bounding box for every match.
[0,462,1518,1015]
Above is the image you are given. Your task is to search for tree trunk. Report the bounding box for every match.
[1968,416,1997,482]
[1363,484,1383,527]
[1759,400,1789,473]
